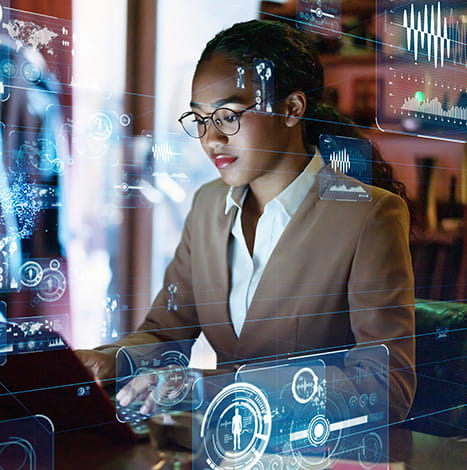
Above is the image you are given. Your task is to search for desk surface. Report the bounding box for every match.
[53,427,466,470]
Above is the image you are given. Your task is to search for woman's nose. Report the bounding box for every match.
[203,120,228,148]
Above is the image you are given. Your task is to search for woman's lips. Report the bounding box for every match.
[213,155,238,169]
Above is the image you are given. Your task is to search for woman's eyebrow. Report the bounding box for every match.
[190,95,245,109]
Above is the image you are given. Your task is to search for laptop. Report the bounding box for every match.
[0,332,146,442]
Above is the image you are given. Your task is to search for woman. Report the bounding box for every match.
[78,20,415,422]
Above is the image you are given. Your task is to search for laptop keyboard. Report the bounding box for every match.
[114,400,151,434]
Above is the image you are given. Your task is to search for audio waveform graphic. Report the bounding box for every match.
[401,95,467,120]
[330,149,351,173]
[152,142,174,162]
[401,2,465,68]
[451,12,466,65]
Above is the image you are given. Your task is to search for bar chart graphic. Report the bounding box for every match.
[376,0,466,142]
[401,95,467,120]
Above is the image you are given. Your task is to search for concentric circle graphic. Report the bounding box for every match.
[147,349,192,408]
[292,367,319,404]
[19,261,43,287]
[201,382,272,470]
[307,415,330,447]
[358,432,383,469]
[151,364,191,408]
[36,263,66,303]
[289,390,348,470]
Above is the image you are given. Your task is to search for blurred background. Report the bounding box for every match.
[0,0,465,360]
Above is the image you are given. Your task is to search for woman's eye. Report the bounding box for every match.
[224,114,238,123]
[193,117,205,125]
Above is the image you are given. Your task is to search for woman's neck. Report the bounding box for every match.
[248,144,311,213]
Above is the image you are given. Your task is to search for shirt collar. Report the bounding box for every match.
[275,150,323,217]
[224,150,324,216]
[225,184,248,215]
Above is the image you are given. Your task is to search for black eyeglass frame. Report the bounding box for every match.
[178,102,259,139]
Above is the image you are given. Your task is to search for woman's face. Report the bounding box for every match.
[190,54,296,188]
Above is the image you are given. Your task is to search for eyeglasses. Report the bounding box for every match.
[178,102,258,139]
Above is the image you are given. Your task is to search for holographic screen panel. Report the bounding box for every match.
[0,2,12,102]
[319,134,373,202]
[115,339,203,422]
[193,345,388,470]
[8,130,66,177]
[5,313,69,355]
[0,302,6,365]
[0,415,54,469]
[253,59,274,114]
[320,134,372,183]
[376,0,467,142]
[2,5,73,89]
[296,0,342,38]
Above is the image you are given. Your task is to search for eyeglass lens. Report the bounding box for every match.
[181,108,240,138]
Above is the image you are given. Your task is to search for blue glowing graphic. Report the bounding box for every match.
[194,346,388,470]
[1,5,73,87]
[0,415,54,469]
[0,236,20,292]
[0,302,6,366]
[4,313,69,355]
[12,135,64,175]
[115,339,202,421]
[253,59,274,114]
[319,134,372,202]
[101,294,120,341]
[199,381,272,470]
[376,0,466,142]
[35,259,66,303]
[296,0,342,38]
[0,173,44,239]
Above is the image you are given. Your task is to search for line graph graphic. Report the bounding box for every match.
[376,0,466,142]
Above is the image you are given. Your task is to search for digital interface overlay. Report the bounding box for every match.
[319,134,372,202]
[0,1,11,102]
[0,304,5,366]
[1,313,69,355]
[2,5,73,89]
[253,59,274,114]
[194,346,389,470]
[296,0,342,38]
[376,0,466,142]
[0,415,54,469]
[115,339,203,422]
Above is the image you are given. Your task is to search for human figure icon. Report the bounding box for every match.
[232,407,242,451]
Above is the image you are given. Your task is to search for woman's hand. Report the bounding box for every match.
[116,367,159,415]
[116,365,188,416]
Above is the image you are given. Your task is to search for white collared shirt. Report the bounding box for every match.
[225,153,324,336]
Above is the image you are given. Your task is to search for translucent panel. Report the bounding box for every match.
[376,0,467,142]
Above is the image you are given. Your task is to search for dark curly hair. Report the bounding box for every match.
[197,19,408,201]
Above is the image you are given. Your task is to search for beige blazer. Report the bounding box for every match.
[111,166,416,421]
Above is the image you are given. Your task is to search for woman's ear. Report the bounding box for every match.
[284,91,307,128]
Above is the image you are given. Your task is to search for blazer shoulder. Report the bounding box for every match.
[191,177,229,212]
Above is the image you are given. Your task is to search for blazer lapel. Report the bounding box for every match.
[235,182,321,356]
[208,199,239,347]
